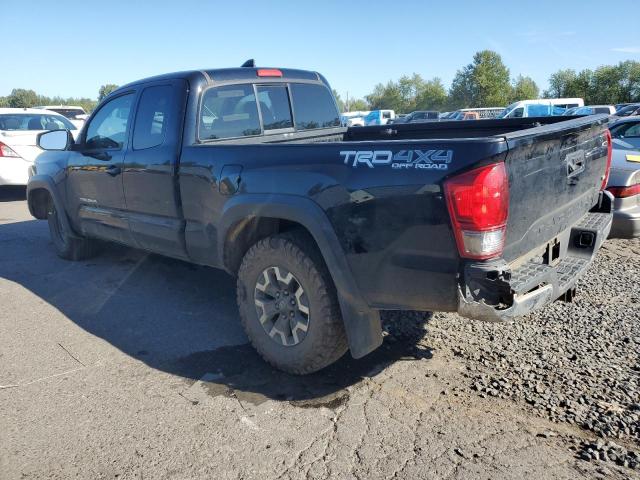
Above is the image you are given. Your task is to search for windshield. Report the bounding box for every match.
[615,104,640,116]
[0,113,76,131]
[497,103,519,118]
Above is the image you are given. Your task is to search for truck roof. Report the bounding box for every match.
[116,67,326,93]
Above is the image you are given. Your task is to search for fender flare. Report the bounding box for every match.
[26,175,77,238]
[219,193,382,359]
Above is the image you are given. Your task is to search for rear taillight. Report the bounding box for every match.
[602,129,612,190]
[0,142,20,158]
[607,184,640,198]
[444,162,509,260]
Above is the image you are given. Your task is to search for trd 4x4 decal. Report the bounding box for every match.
[340,149,453,170]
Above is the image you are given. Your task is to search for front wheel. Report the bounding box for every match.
[47,199,97,261]
[236,233,348,374]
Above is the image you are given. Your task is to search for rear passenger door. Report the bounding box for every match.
[122,79,188,258]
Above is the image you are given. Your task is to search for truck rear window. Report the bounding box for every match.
[198,82,340,141]
[290,84,340,130]
[256,85,293,131]
[199,85,261,140]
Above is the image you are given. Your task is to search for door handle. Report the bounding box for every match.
[84,151,112,161]
[105,166,121,176]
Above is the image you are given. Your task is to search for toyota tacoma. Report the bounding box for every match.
[27,63,614,374]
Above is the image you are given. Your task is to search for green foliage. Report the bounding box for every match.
[366,73,447,113]
[416,78,448,111]
[348,98,369,111]
[0,88,97,112]
[544,61,640,104]
[449,50,512,109]
[98,84,119,102]
[333,89,368,112]
[7,88,39,108]
[510,75,539,102]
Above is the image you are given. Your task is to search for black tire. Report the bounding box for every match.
[47,198,96,261]
[237,232,348,374]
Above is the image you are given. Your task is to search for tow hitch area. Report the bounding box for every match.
[576,231,595,248]
[457,208,612,322]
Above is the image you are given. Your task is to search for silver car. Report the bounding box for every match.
[607,117,640,238]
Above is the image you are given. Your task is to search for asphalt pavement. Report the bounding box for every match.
[1,186,637,479]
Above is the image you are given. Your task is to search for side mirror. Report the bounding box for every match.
[37,129,73,151]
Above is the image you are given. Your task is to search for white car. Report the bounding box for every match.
[0,108,77,186]
[36,105,88,129]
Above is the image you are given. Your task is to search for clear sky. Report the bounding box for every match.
[3,0,639,101]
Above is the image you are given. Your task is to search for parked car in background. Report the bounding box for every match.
[459,111,479,120]
[36,105,88,129]
[563,107,580,115]
[573,105,616,115]
[391,110,439,124]
[341,111,368,127]
[607,117,640,238]
[499,98,584,118]
[0,108,77,186]
[459,107,504,119]
[364,109,395,125]
[612,103,640,118]
[615,103,634,111]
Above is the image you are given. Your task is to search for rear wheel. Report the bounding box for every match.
[237,233,348,374]
[47,199,96,261]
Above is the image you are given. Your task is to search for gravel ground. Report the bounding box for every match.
[391,237,640,472]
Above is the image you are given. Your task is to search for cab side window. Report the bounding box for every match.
[85,94,134,149]
[133,85,173,150]
[290,84,340,130]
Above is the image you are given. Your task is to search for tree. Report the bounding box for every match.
[415,78,447,110]
[349,98,369,111]
[544,69,576,98]
[98,84,119,101]
[544,61,640,104]
[510,75,539,102]
[8,88,38,108]
[366,73,446,113]
[366,80,404,112]
[332,90,368,112]
[449,50,512,109]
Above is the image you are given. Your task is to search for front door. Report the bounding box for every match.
[66,92,136,244]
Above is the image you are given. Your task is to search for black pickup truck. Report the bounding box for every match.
[27,64,613,374]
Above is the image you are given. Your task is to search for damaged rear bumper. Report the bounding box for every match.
[457,192,613,322]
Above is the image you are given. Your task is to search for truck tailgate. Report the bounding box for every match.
[501,115,610,263]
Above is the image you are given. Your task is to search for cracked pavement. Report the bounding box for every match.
[0,187,637,479]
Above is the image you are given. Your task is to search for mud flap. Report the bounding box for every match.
[338,295,383,359]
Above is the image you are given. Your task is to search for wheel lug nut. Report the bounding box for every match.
[289,311,294,317]
[290,300,295,305]
[276,292,280,298]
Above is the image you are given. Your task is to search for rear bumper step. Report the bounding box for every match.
[457,195,613,322]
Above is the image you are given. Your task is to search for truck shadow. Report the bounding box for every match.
[0,218,433,405]
[0,186,27,202]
